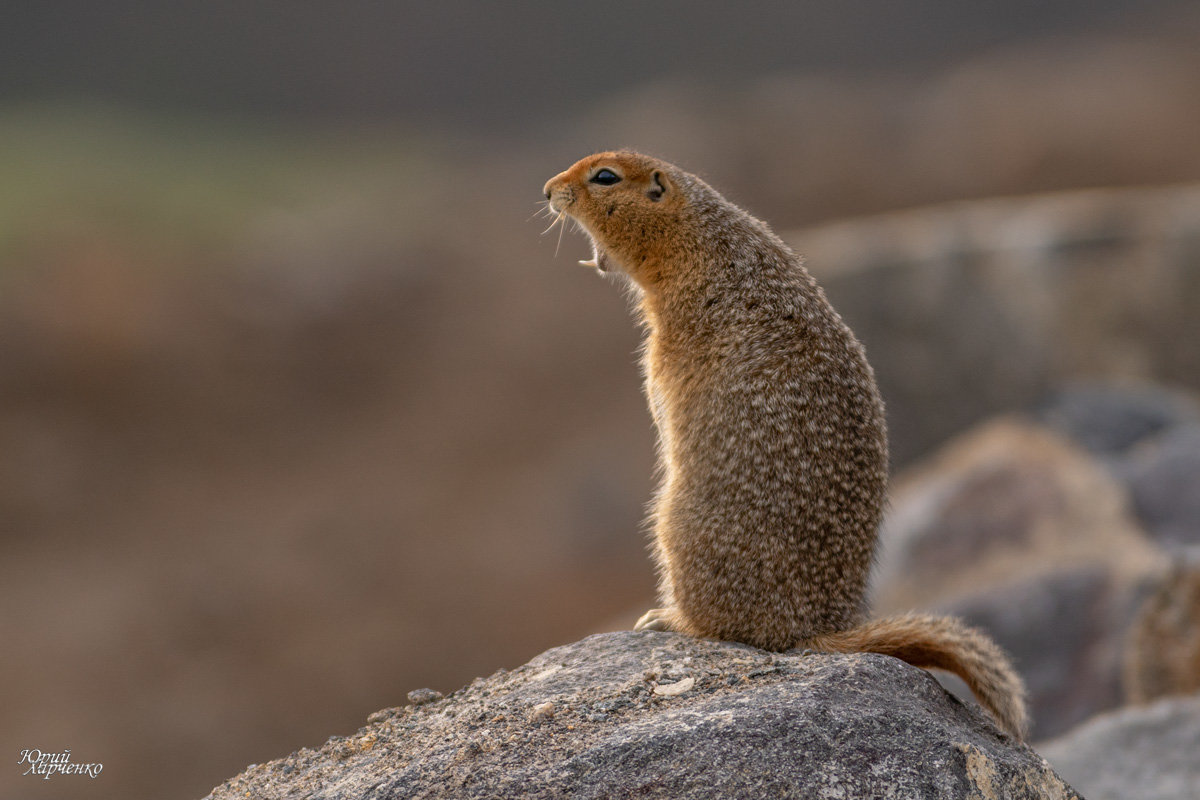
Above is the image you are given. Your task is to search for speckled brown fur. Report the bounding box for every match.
[544,151,1028,738]
[1124,557,1200,704]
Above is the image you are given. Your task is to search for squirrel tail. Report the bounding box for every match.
[806,613,1029,740]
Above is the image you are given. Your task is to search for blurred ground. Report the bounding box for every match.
[4,8,1200,800]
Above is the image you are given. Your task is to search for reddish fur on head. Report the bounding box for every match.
[544,151,685,284]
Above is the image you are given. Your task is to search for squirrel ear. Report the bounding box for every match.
[647,170,669,201]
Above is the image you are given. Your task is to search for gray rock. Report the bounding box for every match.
[1025,385,1200,550]
[1039,695,1200,800]
[1126,424,1200,549]
[1030,384,1200,461]
[874,420,1162,613]
[203,631,1079,799]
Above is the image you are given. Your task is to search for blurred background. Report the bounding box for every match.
[4,2,1200,798]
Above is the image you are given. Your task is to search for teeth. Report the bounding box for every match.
[579,259,599,268]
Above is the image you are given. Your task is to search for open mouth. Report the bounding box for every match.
[578,236,611,272]
[545,199,611,273]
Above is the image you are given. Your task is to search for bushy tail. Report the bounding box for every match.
[807,613,1029,739]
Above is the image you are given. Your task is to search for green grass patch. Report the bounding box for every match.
[0,102,440,271]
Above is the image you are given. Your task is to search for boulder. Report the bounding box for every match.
[1029,383,1199,462]
[1029,384,1200,550]
[1125,424,1200,550]
[1039,695,1200,800]
[204,631,1079,799]
[874,419,1162,613]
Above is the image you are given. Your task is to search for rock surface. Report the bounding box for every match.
[203,631,1079,800]
[1040,695,1200,800]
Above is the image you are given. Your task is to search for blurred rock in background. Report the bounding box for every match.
[5,3,1200,799]
[790,186,1200,463]
[1041,694,1200,800]
[871,408,1181,740]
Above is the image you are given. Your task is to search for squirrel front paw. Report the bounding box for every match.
[635,607,682,632]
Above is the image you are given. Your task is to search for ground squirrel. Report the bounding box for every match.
[1124,555,1200,704]
[543,150,1029,739]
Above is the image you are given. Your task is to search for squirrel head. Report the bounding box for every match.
[543,151,685,284]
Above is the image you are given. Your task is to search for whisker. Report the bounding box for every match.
[541,209,566,237]
[527,200,553,223]
[555,211,566,256]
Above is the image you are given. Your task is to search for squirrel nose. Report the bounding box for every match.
[543,172,567,200]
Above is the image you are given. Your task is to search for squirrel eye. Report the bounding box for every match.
[589,168,621,186]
